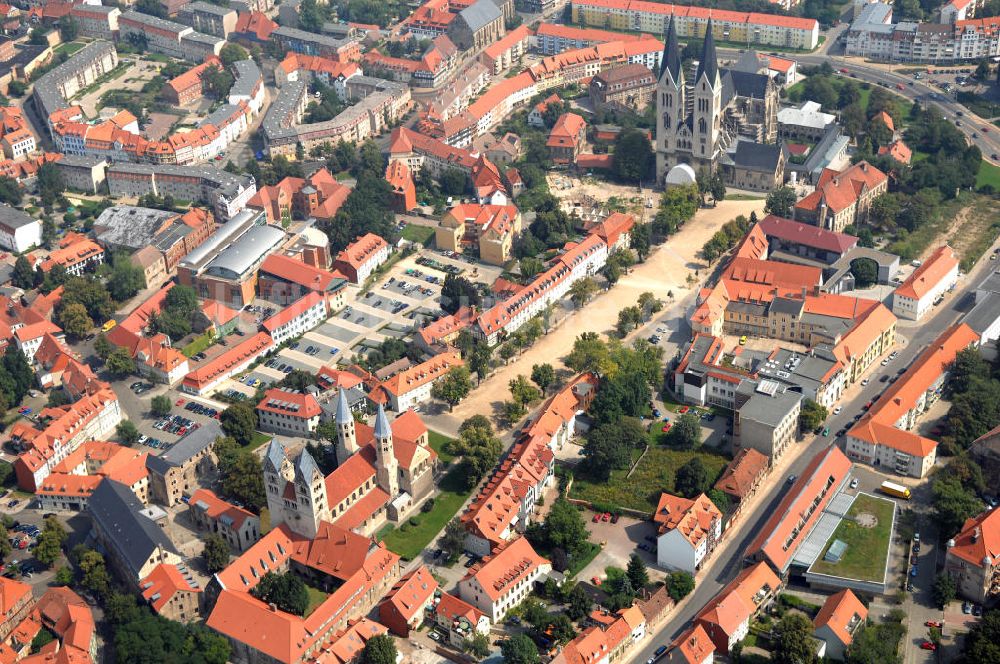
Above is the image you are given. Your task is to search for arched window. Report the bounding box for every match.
[699,118,707,133]
[663,113,671,129]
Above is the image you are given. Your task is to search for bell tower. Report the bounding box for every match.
[334,388,358,464]
[692,19,723,169]
[656,14,685,181]
[373,405,398,497]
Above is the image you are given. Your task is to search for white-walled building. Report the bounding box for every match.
[892,245,959,321]
[0,206,38,253]
[459,536,551,623]
[256,388,323,436]
[371,352,464,412]
[654,492,723,574]
[261,291,328,345]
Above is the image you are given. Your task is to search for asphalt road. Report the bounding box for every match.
[628,235,998,663]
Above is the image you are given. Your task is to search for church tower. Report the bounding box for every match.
[334,389,358,465]
[373,405,399,497]
[655,14,685,181]
[263,439,293,530]
[692,19,723,170]
[290,448,329,539]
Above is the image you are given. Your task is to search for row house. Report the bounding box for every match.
[261,291,329,345]
[458,536,551,623]
[369,352,465,412]
[654,492,723,574]
[36,440,149,511]
[333,233,391,284]
[180,332,274,395]
[891,245,959,321]
[189,488,261,552]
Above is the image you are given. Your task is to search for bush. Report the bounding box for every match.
[421,498,435,513]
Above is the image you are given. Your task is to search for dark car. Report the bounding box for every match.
[880,374,890,383]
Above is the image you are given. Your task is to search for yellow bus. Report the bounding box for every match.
[878,481,911,500]
[102,319,117,332]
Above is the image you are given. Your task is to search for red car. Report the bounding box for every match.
[602,512,611,522]
[920,642,937,651]
[925,620,943,628]
[839,68,849,73]
[591,576,602,586]
[593,513,601,523]
[661,424,672,433]
[679,406,689,414]
[175,399,185,406]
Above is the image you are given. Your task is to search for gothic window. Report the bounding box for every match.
[666,94,672,108]
[663,113,671,129]
[699,118,707,133]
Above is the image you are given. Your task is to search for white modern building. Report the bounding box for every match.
[892,245,959,321]
[0,205,41,253]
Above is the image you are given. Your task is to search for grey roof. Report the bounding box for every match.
[965,291,1000,336]
[457,0,501,32]
[264,439,286,475]
[728,140,783,173]
[33,40,117,119]
[695,19,719,85]
[203,224,285,279]
[121,10,190,34]
[88,479,180,578]
[185,1,236,16]
[374,404,391,439]
[659,14,681,84]
[754,346,840,399]
[202,103,242,129]
[769,296,805,317]
[146,420,223,475]
[230,60,262,99]
[54,154,108,168]
[273,25,351,49]
[737,380,802,427]
[976,270,1000,297]
[0,205,37,232]
[335,388,351,423]
[294,448,320,480]
[181,31,225,46]
[723,69,770,100]
[94,206,177,250]
[854,1,892,26]
[178,208,261,271]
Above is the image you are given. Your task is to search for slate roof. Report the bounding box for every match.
[659,14,681,84]
[458,0,501,32]
[146,420,222,475]
[728,140,783,173]
[88,479,179,579]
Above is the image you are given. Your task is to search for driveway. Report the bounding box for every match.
[579,516,661,584]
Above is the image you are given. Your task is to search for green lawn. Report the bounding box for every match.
[248,431,272,451]
[977,160,1000,190]
[379,463,474,560]
[427,430,455,463]
[182,332,214,358]
[304,586,329,616]
[402,224,435,247]
[55,42,84,56]
[809,493,895,582]
[569,440,730,513]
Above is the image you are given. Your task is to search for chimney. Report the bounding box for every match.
[269,602,278,612]
[973,527,981,543]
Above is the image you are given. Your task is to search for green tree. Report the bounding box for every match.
[150,395,172,418]
[431,366,473,412]
[440,167,469,196]
[799,399,828,432]
[0,176,23,206]
[36,163,65,207]
[637,292,662,319]
[616,306,643,337]
[454,422,503,490]
[612,129,654,183]
[772,612,817,664]
[765,186,797,218]
[54,566,73,586]
[961,608,1000,664]
[566,583,592,621]
[215,438,266,511]
[440,518,466,564]
[56,302,93,338]
[626,554,648,591]
[631,222,651,261]
[509,375,542,407]
[250,571,309,616]
[569,277,599,308]
[501,634,539,664]
[672,412,702,449]
[116,420,140,446]
[667,571,694,601]
[565,332,612,375]
[519,256,545,279]
[0,524,9,560]
[931,573,956,609]
[464,632,491,659]
[203,534,230,574]
[106,347,135,377]
[58,16,78,41]
[530,363,555,394]
[540,497,589,558]
[581,418,645,480]
[33,518,67,568]
[94,334,113,360]
[221,402,258,446]
[220,42,249,67]
[360,634,397,664]
[11,256,35,289]
[79,549,111,599]
[674,457,710,498]
[850,257,879,289]
[107,256,146,302]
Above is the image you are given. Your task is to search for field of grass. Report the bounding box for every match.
[402,224,435,247]
[55,42,85,56]
[182,332,214,358]
[809,493,895,582]
[248,431,272,451]
[379,463,473,560]
[304,586,329,617]
[427,430,455,463]
[953,195,1000,271]
[569,440,730,513]
[977,160,1000,190]
[886,193,969,260]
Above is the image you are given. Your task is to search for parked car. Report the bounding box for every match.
[920,642,937,651]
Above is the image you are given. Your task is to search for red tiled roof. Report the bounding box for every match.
[813,589,867,647]
[140,563,201,614]
[757,214,857,254]
[895,245,957,300]
[256,388,322,420]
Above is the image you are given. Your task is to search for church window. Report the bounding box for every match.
[699,118,707,133]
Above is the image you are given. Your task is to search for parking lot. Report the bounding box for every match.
[132,394,221,452]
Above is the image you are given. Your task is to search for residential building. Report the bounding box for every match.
[665,624,715,664]
[777,100,836,142]
[553,605,647,664]
[547,112,587,165]
[385,160,417,212]
[429,591,491,647]
[534,22,644,54]
[745,446,852,575]
[38,239,104,276]
[813,589,867,661]
[145,421,221,506]
[271,25,361,61]
[846,323,979,478]
[0,578,33,642]
[369,352,465,412]
[177,1,238,37]
[794,161,889,232]
[758,214,858,265]
[36,441,149,511]
[32,41,118,126]
[654,492,723,573]
[0,204,40,253]
[88,479,184,586]
[734,379,802,461]
[0,587,96,663]
[189,488,261,552]
[694,562,781,654]
[0,106,35,159]
[256,388,323,436]
[140,562,202,622]
[180,332,274,395]
[163,57,223,106]
[261,291,329,345]
[54,154,108,193]
[589,63,656,113]
[713,447,769,523]
[387,127,507,202]
[436,203,521,265]
[274,52,360,89]
[458,536,552,623]
[463,373,598,555]
[571,0,820,49]
[95,205,216,271]
[333,233,391,284]
[944,506,999,604]
[69,4,121,39]
[106,163,257,220]
[247,167,351,226]
[892,245,959,320]
[378,565,439,636]
[258,253,348,309]
[118,11,224,60]
[481,24,532,74]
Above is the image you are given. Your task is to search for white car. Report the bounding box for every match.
[850,478,859,489]
[138,435,148,444]
[833,406,843,415]
[861,378,870,386]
